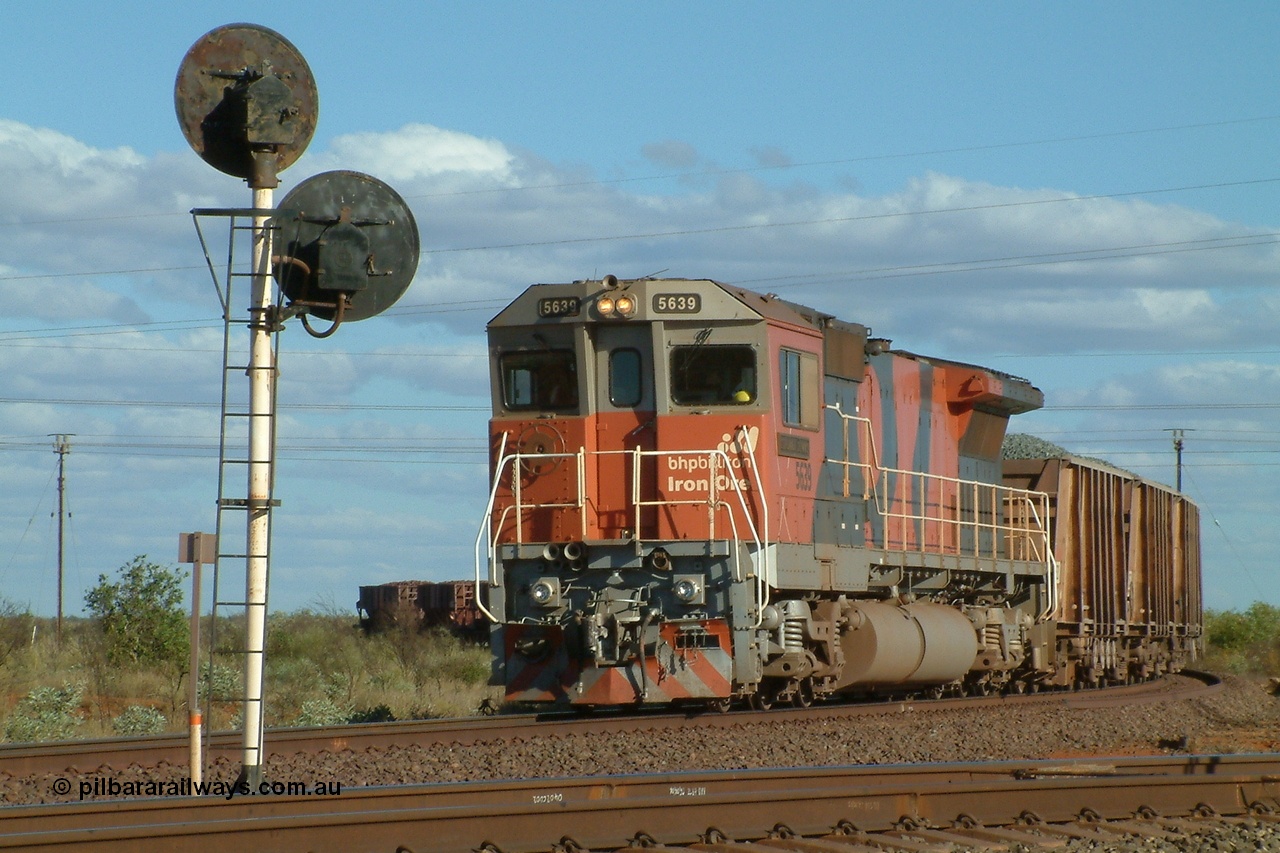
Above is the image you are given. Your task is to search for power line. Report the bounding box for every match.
[2,179,1278,287]
[1043,403,1280,412]
[0,332,1275,365]
[3,113,1277,228]
[0,396,488,412]
[0,391,1276,416]
[0,230,1277,347]
[419,178,1280,256]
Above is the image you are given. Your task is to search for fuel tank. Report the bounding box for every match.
[835,601,978,689]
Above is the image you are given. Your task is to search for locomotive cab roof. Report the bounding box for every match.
[488,277,1042,415]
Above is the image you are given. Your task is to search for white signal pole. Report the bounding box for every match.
[241,184,276,788]
[176,24,318,791]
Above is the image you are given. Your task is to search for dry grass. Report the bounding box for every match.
[0,609,500,742]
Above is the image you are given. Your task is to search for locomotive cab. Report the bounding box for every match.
[481,278,776,703]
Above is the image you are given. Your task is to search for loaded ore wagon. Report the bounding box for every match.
[1003,456,1202,687]
[358,580,489,637]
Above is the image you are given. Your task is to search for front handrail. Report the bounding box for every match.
[473,432,509,623]
[476,434,770,614]
[628,445,765,582]
[734,425,770,624]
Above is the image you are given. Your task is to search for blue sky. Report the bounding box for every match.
[1,2,1277,617]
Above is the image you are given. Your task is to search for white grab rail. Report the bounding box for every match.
[474,428,771,620]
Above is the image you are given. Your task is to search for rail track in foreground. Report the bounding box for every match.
[2,753,1277,852]
[0,671,1221,780]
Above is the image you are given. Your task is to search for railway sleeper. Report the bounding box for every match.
[948,824,1067,848]
[754,838,880,853]
[618,816,1280,852]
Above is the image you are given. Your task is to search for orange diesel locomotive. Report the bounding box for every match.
[476,277,1201,708]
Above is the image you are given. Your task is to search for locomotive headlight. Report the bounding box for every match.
[613,294,636,317]
[672,575,704,605]
[529,577,561,608]
[596,296,616,317]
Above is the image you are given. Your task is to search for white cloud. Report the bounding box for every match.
[2,119,1277,614]
[0,119,144,194]
[306,123,516,185]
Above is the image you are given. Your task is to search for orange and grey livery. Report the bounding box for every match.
[476,277,1202,708]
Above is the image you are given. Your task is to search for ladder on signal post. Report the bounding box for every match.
[191,208,284,771]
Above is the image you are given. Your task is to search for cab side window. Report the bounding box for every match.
[500,350,578,411]
[670,345,757,406]
[780,349,820,429]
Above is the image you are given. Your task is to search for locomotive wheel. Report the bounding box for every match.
[791,678,815,708]
[749,688,776,711]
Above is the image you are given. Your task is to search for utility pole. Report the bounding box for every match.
[50,434,73,645]
[1164,428,1190,492]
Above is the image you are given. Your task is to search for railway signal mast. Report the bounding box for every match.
[175,25,418,787]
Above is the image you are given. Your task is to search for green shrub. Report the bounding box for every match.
[4,683,84,742]
[84,557,189,669]
[348,703,396,724]
[199,662,242,702]
[0,598,35,667]
[1203,603,1280,674]
[112,704,167,736]
[292,697,350,727]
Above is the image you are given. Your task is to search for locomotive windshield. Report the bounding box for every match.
[500,350,579,411]
[670,344,757,405]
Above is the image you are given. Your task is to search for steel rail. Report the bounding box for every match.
[1,753,1277,852]
[0,671,1221,779]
